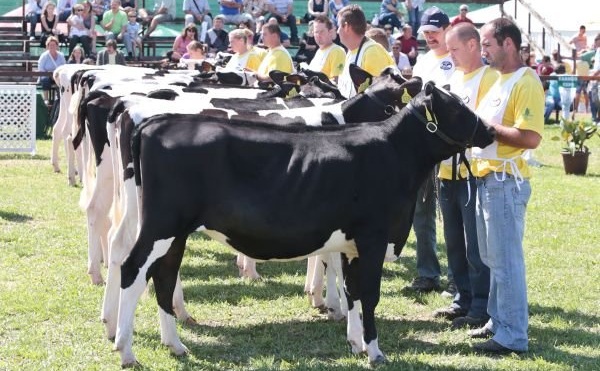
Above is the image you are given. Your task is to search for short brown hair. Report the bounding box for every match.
[337,5,367,36]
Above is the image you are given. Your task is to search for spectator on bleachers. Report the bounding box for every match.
[255,23,294,83]
[81,1,98,56]
[390,39,411,73]
[396,24,418,66]
[123,11,142,60]
[139,0,177,38]
[181,40,206,59]
[226,28,263,70]
[68,45,85,63]
[92,0,108,23]
[170,24,199,62]
[303,0,328,24]
[96,39,127,65]
[183,0,213,29]
[205,15,229,54]
[37,36,66,105]
[102,0,128,42]
[405,0,424,33]
[378,0,405,32]
[243,0,267,25]
[266,0,299,45]
[450,4,473,26]
[120,0,137,13]
[328,0,347,27]
[57,0,74,22]
[383,24,395,50]
[40,2,66,48]
[218,0,254,27]
[536,55,554,76]
[569,25,589,57]
[67,4,93,57]
[26,0,47,40]
[294,20,317,63]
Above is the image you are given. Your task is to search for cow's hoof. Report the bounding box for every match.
[368,354,387,367]
[121,359,140,369]
[327,309,346,322]
[315,304,328,314]
[166,342,189,356]
[53,168,61,173]
[181,316,198,327]
[348,340,365,355]
[90,273,105,286]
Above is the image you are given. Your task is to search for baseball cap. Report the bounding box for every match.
[418,7,450,33]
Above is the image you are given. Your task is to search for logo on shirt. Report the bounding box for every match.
[491,97,501,107]
[462,95,470,104]
[523,107,533,120]
[440,61,453,70]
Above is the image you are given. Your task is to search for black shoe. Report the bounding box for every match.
[452,315,489,329]
[433,306,467,320]
[441,280,457,298]
[472,339,523,355]
[405,277,441,293]
[468,326,494,339]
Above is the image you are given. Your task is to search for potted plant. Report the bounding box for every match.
[554,119,599,175]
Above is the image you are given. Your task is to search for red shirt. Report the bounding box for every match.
[450,16,473,26]
[397,35,418,56]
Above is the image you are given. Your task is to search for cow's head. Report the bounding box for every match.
[340,66,422,123]
[406,82,496,157]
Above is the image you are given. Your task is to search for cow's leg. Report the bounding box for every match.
[172,273,197,326]
[355,234,387,365]
[342,253,365,355]
[85,146,113,285]
[151,235,188,355]
[116,236,176,367]
[50,94,68,173]
[324,253,346,321]
[65,134,77,186]
[306,255,326,311]
[236,253,260,279]
[103,179,139,339]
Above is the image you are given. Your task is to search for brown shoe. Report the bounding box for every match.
[468,326,494,339]
[472,339,523,355]
[433,306,467,320]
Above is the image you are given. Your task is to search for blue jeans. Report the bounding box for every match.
[379,14,403,31]
[440,179,489,318]
[413,175,440,280]
[407,6,421,33]
[476,174,530,351]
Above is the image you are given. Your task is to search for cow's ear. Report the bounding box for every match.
[442,84,451,91]
[424,81,436,95]
[283,83,301,99]
[349,64,373,92]
[269,70,289,85]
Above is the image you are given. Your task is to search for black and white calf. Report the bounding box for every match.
[114,82,495,366]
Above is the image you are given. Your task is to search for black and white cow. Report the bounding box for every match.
[114,82,495,366]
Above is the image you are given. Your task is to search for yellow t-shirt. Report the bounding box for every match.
[472,68,544,179]
[257,45,293,76]
[251,46,267,62]
[312,44,346,80]
[348,41,395,78]
[439,66,498,180]
[226,50,263,72]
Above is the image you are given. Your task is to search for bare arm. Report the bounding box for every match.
[493,125,542,150]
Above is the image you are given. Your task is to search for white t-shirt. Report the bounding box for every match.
[412,50,455,86]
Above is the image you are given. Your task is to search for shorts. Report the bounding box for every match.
[576,80,589,94]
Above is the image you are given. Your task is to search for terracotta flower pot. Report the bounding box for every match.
[561,151,590,175]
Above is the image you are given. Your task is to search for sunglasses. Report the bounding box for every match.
[75,9,83,12]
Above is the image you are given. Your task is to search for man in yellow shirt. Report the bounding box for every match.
[303,15,346,83]
[255,23,294,83]
[432,22,498,331]
[470,17,544,355]
[336,4,395,98]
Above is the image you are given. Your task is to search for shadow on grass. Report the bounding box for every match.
[0,210,33,222]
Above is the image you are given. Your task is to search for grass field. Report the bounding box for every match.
[1,123,599,370]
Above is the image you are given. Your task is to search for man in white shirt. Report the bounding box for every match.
[404,6,456,295]
[183,0,213,29]
[140,0,176,38]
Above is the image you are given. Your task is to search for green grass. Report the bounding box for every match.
[1,124,599,370]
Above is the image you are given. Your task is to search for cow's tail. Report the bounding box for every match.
[131,120,145,188]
